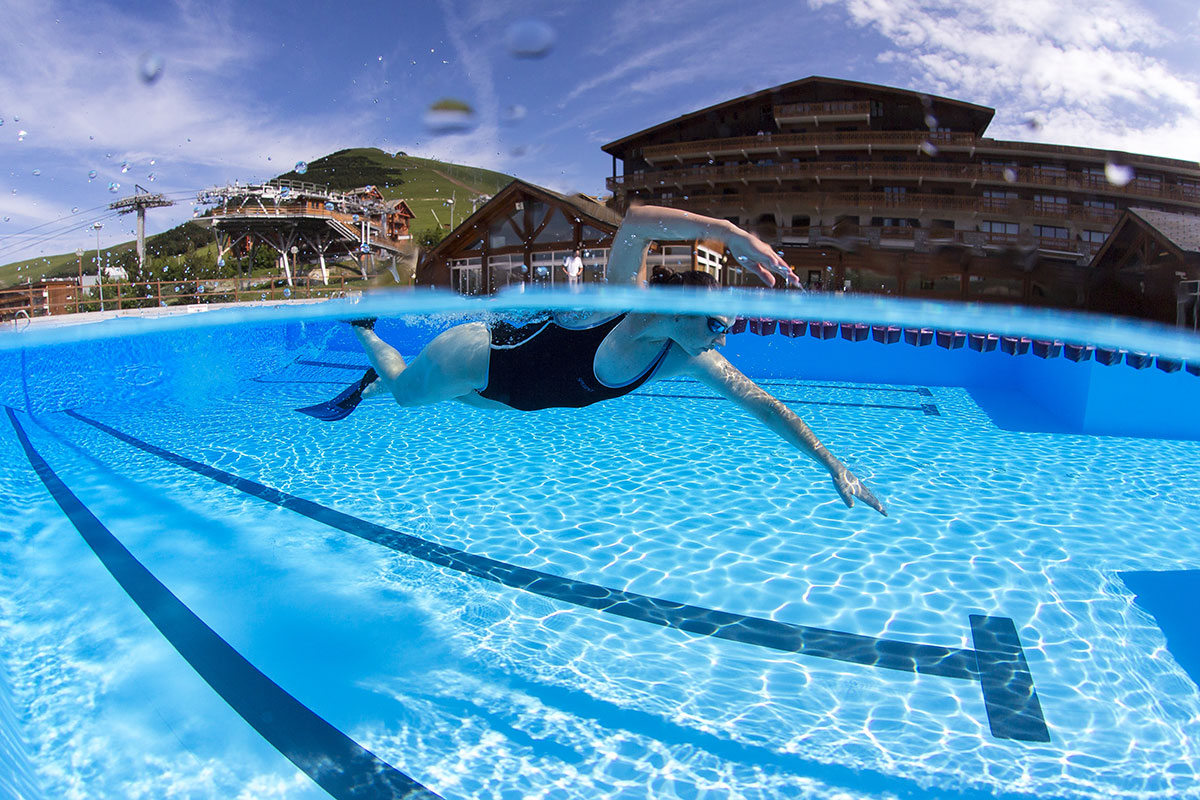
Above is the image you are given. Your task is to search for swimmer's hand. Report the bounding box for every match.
[830,465,887,516]
[724,226,800,288]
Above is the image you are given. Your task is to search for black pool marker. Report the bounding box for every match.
[7,408,441,800]
[64,409,1048,744]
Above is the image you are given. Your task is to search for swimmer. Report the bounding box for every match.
[301,205,886,515]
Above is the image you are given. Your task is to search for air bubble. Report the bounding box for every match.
[1105,161,1134,187]
[423,98,476,134]
[295,160,308,174]
[139,52,165,84]
[504,19,555,58]
[919,141,938,156]
[108,181,120,193]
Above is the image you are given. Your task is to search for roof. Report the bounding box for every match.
[601,75,996,156]
[1128,208,1200,254]
[423,178,623,262]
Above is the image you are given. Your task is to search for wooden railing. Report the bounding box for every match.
[635,130,1200,174]
[647,190,1123,226]
[610,160,1200,206]
[0,276,361,322]
[773,100,872,119]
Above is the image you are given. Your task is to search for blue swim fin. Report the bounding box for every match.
[296,368,378,421]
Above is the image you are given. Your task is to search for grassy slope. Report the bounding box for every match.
[1,148,515,288]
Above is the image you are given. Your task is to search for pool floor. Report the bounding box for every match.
[3,344,1200,799]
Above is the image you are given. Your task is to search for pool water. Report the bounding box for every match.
[2,293,1200,799]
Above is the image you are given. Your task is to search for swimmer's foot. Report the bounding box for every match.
[347,317,377,331]
[296,367,378,421]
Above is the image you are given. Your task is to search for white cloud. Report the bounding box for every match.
[809,0,1200,161]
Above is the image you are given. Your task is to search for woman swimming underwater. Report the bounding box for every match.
[301,205,886,515]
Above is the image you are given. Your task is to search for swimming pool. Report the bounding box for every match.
[2,289,1200,799]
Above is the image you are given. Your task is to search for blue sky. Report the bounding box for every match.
[1,0,1199,262]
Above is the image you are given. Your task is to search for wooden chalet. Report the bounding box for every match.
[419,179,747,293]
[1089,208,1200,327]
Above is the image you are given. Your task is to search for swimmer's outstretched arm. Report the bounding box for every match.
[686,350,887,516]
[607,205,799,288]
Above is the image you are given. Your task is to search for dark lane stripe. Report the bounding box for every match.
[8,408,439,800]
[297,359,373,370]
[67,410,974,679]
[66,410,1050,743]
[633,392,936,414]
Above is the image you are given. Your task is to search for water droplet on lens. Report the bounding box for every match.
[31,169,40,176]
[423,98,476,134]
[147,173,156,181]
[2,217,9,223]
[120,161,130,173]
[139,52,164,84]
[1003,167,1018,183]
[88,169,97,180]
[72,207,79,213]
[295,160,308,174]
[352,214,359,221]
[1024,116,1042,131]
[1105,161,1134,187]
[108,181,120,193]
[324,201,334,210]
[217,258,225,267]
[924,114,938,129]
[284,287,292,297]
[0,118,4,126]
[504,19,555,58]
[17,130,27,141]
[359,243,370,253]
[919,140,938,156]
[503,104,527,123]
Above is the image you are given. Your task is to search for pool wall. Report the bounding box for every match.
[721,329,1200,441]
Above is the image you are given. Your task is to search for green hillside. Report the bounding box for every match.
[0,148,515,288]
[275,147,515,234]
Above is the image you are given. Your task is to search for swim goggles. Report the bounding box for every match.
[707,317,732,334]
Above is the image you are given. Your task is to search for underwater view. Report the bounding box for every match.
[3,1,1200,799]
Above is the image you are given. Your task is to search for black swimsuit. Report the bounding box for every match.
[477,314,672,411]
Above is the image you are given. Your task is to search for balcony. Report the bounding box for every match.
[639,130,976,164]
[611,159,1200,209]
[773,100,872,125]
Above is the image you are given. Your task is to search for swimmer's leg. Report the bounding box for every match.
[355,320,491,407]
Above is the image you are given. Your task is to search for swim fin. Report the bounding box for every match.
[296,368,378,421]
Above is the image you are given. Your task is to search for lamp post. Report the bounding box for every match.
[290,245,299,294]
[75,248,85,313]
[93,222,104,312]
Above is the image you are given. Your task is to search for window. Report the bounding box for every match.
[883,186,907,196]
[981,220,1019,235]
[1034,225,1069,239]
[1033,194,1067,205]
[1178,179,1200,197]
[1084,199,1116,209]
[984,190,1018,198]
[1081,230,1108,243]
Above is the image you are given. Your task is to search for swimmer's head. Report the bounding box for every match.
[648,268,731,355]
[649,266,718,288]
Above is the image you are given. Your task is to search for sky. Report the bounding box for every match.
[1,0,1198,264]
